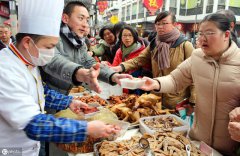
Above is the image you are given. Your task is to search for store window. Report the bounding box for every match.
[138,1,144,18]
[126,5,131,21]
[180,0,203,16]
[217,0,225,10]
[132,2,137,19]
[228,0,240,15]
[206,0,214,13]
[169,0,177,14]
[122,7,125,21]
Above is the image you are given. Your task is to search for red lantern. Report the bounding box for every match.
[97,1,108,15]
[143,0,163,15]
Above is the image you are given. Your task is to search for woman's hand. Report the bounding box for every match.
[140,77,160,91]
[228,121,240,142]
[229,107,240,122]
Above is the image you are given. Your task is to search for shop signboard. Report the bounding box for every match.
[97,1,108,15]
[143,0,163,15]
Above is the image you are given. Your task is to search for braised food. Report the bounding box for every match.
[143,116,182,132]
[98,132,206,156]
[75,95,108,106]
[107,94,173,124]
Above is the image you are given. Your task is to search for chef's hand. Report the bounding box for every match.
[110,65,123,73]
[87,121,121,138]
[140,77,160,91]
[111,73,132,85]
[69,100,88,115]
[75,63,101,93]
[228,121,240,142]
[229,107,240,122]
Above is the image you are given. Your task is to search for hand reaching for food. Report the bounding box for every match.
[87,121,121,139]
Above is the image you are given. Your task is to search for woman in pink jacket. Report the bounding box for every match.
[139,13,240,155]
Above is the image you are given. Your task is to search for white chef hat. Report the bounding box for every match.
[18,0,64,37]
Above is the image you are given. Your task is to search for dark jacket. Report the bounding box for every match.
[0,40,6,51]
[40,33,116,95]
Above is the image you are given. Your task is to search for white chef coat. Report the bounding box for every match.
[0,45,45,156]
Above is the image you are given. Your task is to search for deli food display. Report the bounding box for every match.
[95,131,207,156]
[62,88,220,156]
[106,93,174,124]
[139,114,189,135]
[74,94,108,106]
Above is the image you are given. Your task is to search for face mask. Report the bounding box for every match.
[26,40,55,66]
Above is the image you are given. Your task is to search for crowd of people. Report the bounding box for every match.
[0,0,240,156]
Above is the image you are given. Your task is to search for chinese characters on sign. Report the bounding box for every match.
[97,1,108,15]
[143,0,163,15]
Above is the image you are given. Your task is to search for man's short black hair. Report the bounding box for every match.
[15,33,44,43]
[63,1,88,16]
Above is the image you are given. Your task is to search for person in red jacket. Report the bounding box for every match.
[107,25,152,94]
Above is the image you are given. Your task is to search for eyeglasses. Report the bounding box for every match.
[155,22,172,27]
[122,34,133,38]
[197,31,217,38]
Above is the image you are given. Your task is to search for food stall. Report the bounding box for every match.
[55,81,223,156]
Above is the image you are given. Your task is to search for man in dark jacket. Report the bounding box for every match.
[41,1,130,95]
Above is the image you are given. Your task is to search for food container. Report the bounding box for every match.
[120,78,146,89]
[57,136,101,154]
[93,81,122,99]
[139,114,189,136]
[104,119,130,140]
[56,110,129,154]
[84,103,102,119]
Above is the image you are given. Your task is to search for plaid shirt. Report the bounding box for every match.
[24,114,87,143]
[23,85,88,143]
[44,85,73,110]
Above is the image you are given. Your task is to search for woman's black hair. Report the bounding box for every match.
[113,21,127,36]
[142,30,151,38]
[200,13,230,32]
[99,25,116,40]
[119,25,139,44]
[217,9,236,25]
[155,11,176,24]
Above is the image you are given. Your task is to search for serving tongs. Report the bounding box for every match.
[121,138,154,156]
[186,144,191,156]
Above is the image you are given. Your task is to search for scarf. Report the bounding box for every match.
[122,42,140,61]
[60,23,83,48]
[153,28,180,70]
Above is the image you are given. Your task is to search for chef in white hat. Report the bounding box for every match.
[0,0,120,155]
